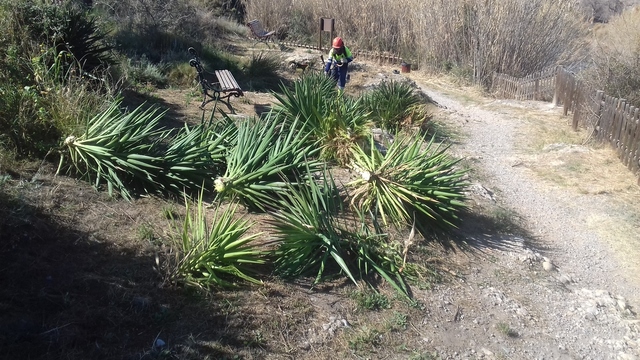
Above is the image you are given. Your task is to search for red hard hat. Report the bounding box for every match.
[332,37,344,49]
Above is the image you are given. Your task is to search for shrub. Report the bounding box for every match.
[581,7,640,107]
[241,51,283,91]
[213,115,323,211]
[0,0,115,157]
[270,169,409,296]
[348,132,468,234]
[361,80,428,133]
[59,100,235,200]
[272,73,372,165]
[9,0,113,74]
[169,192,266,290]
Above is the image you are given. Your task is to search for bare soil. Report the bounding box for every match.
[1,40,639,360]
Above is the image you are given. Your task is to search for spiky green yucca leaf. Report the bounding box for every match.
[319,96,372,165]
[348,133,468,232]
[269,169,356,284]
[362,80,426,132]
[59,99,238,200]
[161,120,235,193]
[59,100,170,200]
[272,74,372,165]
[171,191,266,289]
[271,72,336,131]
[270,169,410,296]
[214,115,322,211]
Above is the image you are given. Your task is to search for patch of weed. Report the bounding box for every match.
[348,326,382,351]
[497,322,519,338]
[351,290,391,311]
[386,311,408,332]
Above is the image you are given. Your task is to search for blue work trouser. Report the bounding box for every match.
[330,63,349,89]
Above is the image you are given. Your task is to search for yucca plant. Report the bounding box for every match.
[272,74,372,165]
[348,132,468,233]
[270,169,410,296]
[161,119,236,195]
[271,72,336,130]
[58,100,170,200]
[170,191,266,289]
[242,51,282,91]
[319,96,372,165]
[214,115,322,211]
[270,169,354,283]
[361,80,427,133]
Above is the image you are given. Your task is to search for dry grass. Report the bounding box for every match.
[243,0,587,85]
[581,7,640,105]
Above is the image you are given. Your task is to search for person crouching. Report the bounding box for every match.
[324,37,353,91]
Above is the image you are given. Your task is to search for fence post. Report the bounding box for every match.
[592,90,604,139]
[552,66,561,107]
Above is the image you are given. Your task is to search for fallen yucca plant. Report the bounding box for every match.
[214,115,322,211]
[58,100,170,200]
[169,191,266,289]
[270,169,409,296]
[270,169,353,283]
[161,118,237,194]
[348,132,468,233]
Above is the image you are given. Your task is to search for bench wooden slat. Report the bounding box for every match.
[188,46,243,112]
[215,70,240,92]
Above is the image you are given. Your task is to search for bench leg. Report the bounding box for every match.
[218,94,236,114]
[199,88,222,110]
[253,39,272,49]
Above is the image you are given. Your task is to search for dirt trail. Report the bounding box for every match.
[406,78,640,359]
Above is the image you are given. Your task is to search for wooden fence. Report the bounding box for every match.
[279,42,404,65]
[493,66,640,183]
[491,67,557,101]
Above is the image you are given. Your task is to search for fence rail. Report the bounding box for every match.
[491,67,557,101]
[279,42,404,65]
[492,67,640,184]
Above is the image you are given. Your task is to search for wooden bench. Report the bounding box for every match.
[188,47,243,113]
[247,19,276,47]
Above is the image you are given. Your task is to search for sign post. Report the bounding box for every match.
[319,18,335,50]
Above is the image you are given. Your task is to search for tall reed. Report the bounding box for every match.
[243,0,587,86]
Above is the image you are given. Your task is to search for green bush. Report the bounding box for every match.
[270,169,410,296]
[9,0,113,74]
[272,73,372,165]
[348,132,468,234]
[213,115,323,211]
[0,0,115,157]
[241,51,282,91]
[170,192,266,290]
[361,80,427,133]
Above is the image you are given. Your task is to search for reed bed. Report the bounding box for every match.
[243,0,587,86]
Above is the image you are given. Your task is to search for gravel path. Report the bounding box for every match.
[410,82,640,359]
